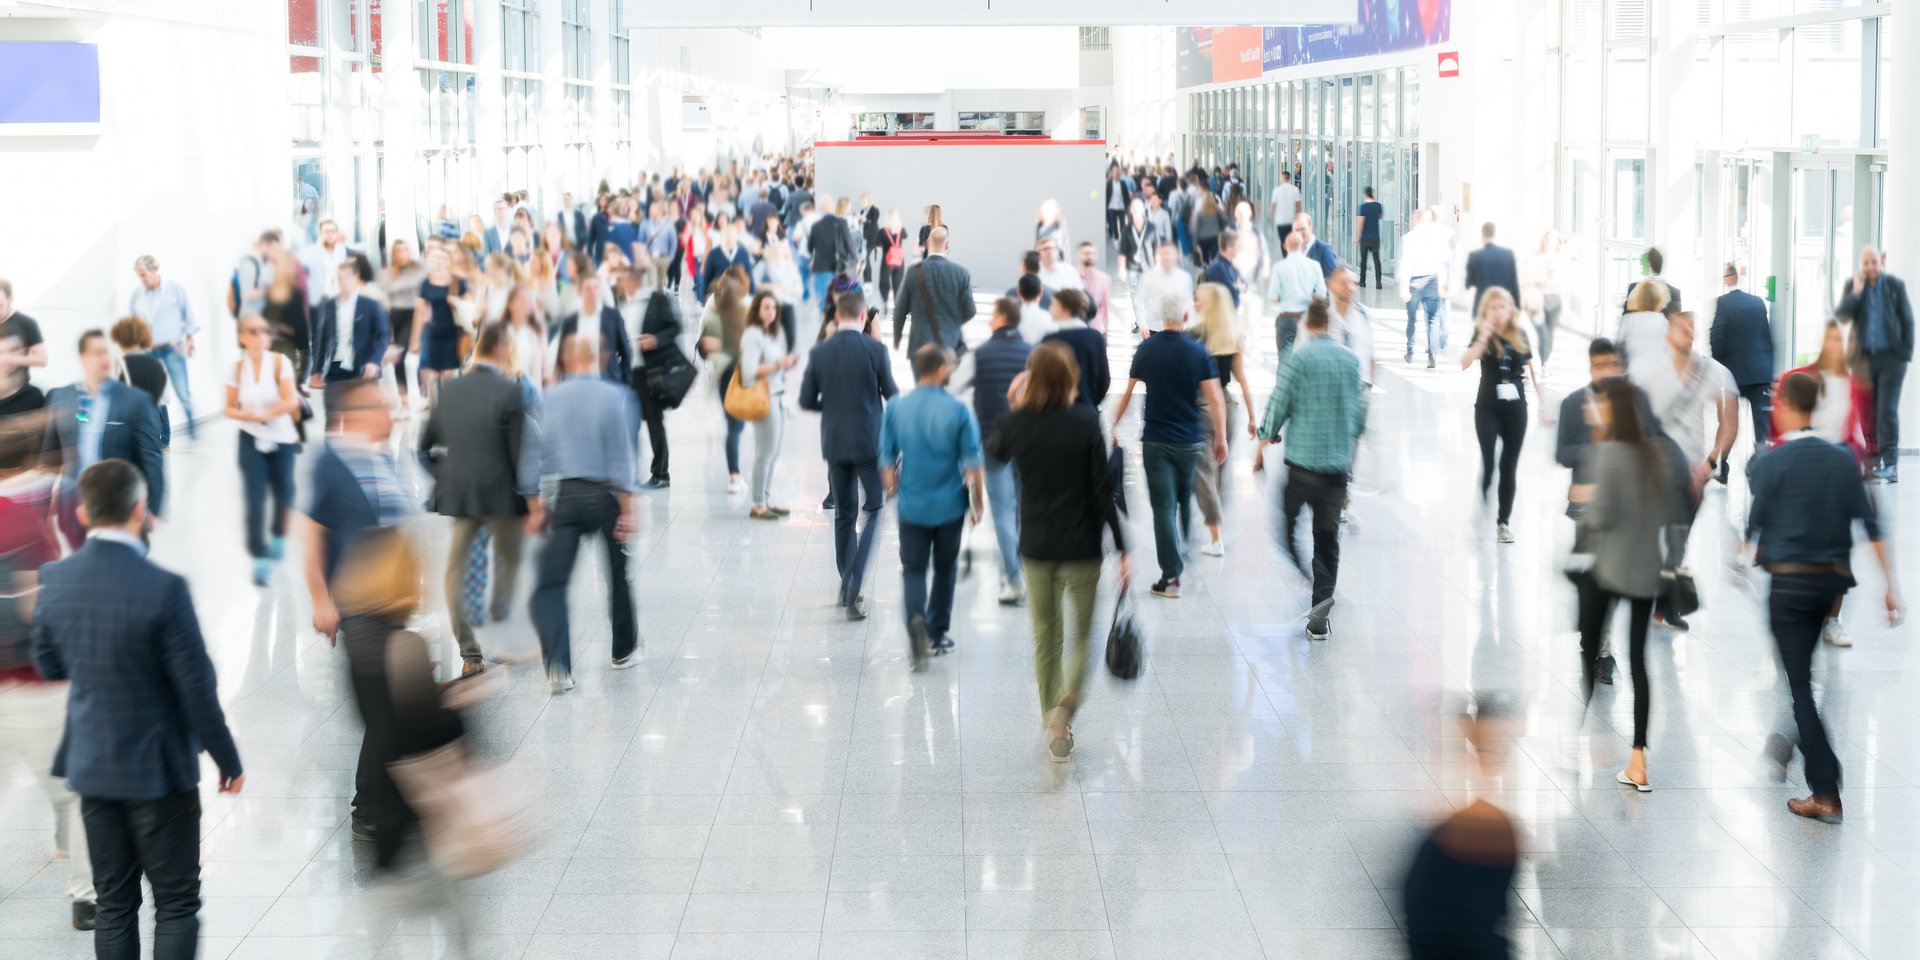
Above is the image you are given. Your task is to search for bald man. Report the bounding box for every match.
[1837,246,1913,482]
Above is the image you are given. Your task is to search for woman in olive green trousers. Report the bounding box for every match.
[985,342,1131,761]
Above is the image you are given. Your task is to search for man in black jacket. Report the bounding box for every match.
[1708,261,1776,476]
[1462,222,1521,320]
[419,321,536,673]
[622,269,685,488]
[1836,246,1914,482]
[1622,246,1682,316]
[807,195,857,308]
[801,289,899,620]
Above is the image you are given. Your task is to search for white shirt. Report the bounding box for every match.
[1615,311,1670,371]
[1134,265,1194,334]
[1268,253,1327,314]
[1328,298,1376,385]
[1269,183,1302,226]
[1633,352,1735,462]
[334,292,359,368]
[1812,373,1853,444]
[228,351,299,444]
[1018,303,1058,345]
[1396,222,1453,294]
[303,242,348,307]
[1038,262,1083,293]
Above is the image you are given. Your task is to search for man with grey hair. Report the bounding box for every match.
[1132,242,1193,340]
[892,226,977,355]
[1110,292,1228,600]
[1837,246,1913,482]
[128,255,199,441]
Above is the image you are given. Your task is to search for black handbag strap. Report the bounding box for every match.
[915,264,938,332]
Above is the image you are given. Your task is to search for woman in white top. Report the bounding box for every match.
[739,290,798,519]
[755,237,806,307]
[500,284,548,393]
[1615,279,1672,372]
[224,314,303,585]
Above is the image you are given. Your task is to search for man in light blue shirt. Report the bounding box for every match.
[128,255,199,440]
[1268,231,1328,356]
[880,343,984,668]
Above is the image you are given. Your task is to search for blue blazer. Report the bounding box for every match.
[42,380,167,517]
[551,305,634,385]
[1709,288,1776,387]
[698,244,756,303]
[31,538,241,800]
[799,328,898,464]
[310,293,391,379]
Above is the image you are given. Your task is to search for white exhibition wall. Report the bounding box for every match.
[814,140,1107,293]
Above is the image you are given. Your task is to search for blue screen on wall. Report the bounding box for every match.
[0,43,102,124]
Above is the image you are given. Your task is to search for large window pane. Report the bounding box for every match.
[1724,31,1780,146]
[1792,21,1863,147]
[291,55,324,148]
[1610,154,1645,241]
[290,0,321,47]
[1605,45,1650,142]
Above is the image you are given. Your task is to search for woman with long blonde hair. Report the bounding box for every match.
[1188,282,1257,556]
[1459,286,1547,542]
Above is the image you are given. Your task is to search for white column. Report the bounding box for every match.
[1890,7,1919,456]
[383,0,421,250]
[474,0,506,202]
[1648,0,1699,296]
[539,0,565,206]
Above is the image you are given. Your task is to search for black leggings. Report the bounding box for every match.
[879,264,905,304]
[389,307,414,393]
[1474,401,1526,524]
[1578,583,1654,749]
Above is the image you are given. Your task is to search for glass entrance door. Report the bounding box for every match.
[1790,161,1856,363]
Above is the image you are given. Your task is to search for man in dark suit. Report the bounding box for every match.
[801,288,899,620]
[893,226,978,355]
[308,252,389,387]
[1709,261,1776,475]
[697,211,756,304]
[1837,246,1914,482]
[420,321,536,673]
[1622,246,1682,315]
[1463,222,1521,320]
[44,329,166,517]
[32,458,243,960]
[551,267,633,385]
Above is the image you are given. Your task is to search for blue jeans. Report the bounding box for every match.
[150,343,195,438]
[809,270,836,308]
[983,457,1022,586]
[899,517,964,638]
[237,434,296,558]
[1141,441,1198,581]
[532,480,637,677]
[1404,276,1443,358]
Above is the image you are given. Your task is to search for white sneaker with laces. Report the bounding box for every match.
[726,476,745,495]
[1823,616,1851,647]
[1201,539,1225,557]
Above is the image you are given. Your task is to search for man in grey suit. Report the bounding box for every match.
[802,289,900,620]
[418,321,538,673]
[892,226,977,356]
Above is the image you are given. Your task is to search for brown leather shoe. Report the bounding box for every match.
[460,660,487,679]
[1787,793,1843,824]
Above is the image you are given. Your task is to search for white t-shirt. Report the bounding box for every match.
[1329,299,1376,385]
[1811,373,1852,444]
[1018,303,1058,345]
[1269,183,1302,227]
[1134,265,1195,334]
[1038,263,1083,293]
[1634,352,1735,462]
[228,351,300,445]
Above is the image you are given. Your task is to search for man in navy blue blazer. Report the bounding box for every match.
[550,268,634,385]
[308,252,390,387]
[800,288,899,620]
[43,329,167,517]
[32,458,242,960]
[1709,261,1776,473]
[1463,222,1522,320]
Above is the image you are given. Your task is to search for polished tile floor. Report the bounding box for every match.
[4,287,1917,960]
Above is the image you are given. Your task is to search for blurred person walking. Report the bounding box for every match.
[109,317,171,448]
[1255,299,1366,640]
[1076,241,1114,335]
[1459,288,1547,543]
[1578,377,1671,792]
[420,322,537,676]
[988,343,1130,761]
[875,212,908,313]
[1555,338,1628,685]
[626,272,686,489]
[1353,187,1385,289]
[1709,260,1776,477]
[531,334,641,692]
[127,255,199,443]
[880,344,984,667]
[1189,283,1256,558]
[1616,279,1673,374]
[409,246,469,409]
[1040,288,1109,408]
[1462,223,1521,321]
[45,330,167,520]
[698,271,752,494]
[801,289,899,621]
[224,315,303,586]
[740,291,798,519]
[1525,231,1567,363]
[1397,208,1453,367]
[1748,371,1902,823]
[891,226,975,355]
[1621,246,1682,314]
[32,458,244,960]
[1134,243,1193,340]
[308,253,390,388]
[0,278,49,419]
[1402,696,1519,960]
[381,240,427,416]
[947,297,1032,604]
[1835,247,1912,482]
[1269,231,1328,358]
[262,245,311,382]
[1110,293,1228,600]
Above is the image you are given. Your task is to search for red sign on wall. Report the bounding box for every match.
[1436,50,1460,78]
[1210,26,1263,83]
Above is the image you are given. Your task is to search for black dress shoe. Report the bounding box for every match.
[350,816,378,842]
[645,476,671,489]
[932,634,955,654]
[822,495,837,510]
[1596,655,1616,686]
[72,901,97,931]
[845,596,868,621]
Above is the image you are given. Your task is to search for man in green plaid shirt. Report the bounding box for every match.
[1255,298,1367,640]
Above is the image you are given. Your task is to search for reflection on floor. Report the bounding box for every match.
[3,287,1915,960]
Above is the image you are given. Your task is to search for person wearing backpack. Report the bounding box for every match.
[0,416,96,932]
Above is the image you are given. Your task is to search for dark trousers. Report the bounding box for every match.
[1282,464,1347,610]
[1275,311,1302,359]
[390,306,415,393]
[829,460,884,605]
[1577,586,1653,748]
[1141,442,1198,580]
[1539,294,1563,363]
[533,480,637,677]
[342,612,413,867]
[1195,236,1220,268]
[900,517,964,637]
[640,387,670,481]
[82,789,201,960]
[879,264,905,304]
[237,434,296,558]
[1475,401,1527,524]
[1739,381,1773,455]
[1868,352,1906,466]
[1106,207,1126,242]
[1770,571,1850,796]
[718,358,744,475]
[1357,238,1382,287]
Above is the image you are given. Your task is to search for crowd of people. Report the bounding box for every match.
[0,148,1910,960]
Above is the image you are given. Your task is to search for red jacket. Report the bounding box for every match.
[1771,364,1874,463]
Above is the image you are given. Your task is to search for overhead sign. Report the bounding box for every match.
[0,43,101,126]
[1254,0,1451,78]
[636,0,1359,28]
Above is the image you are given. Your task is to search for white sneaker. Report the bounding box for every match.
[997,582,1025,606]
[1823,617,1851,647]
[549,671,576,695]
[1496,523,1516,544]
[726,475,745,495]
[1201,539,1225,557]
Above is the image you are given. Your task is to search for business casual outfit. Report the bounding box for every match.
[417,277,468,373]
[634,290,686,484]
[698,242,755,304]
[32,532,242,960]
[1470,332,1533,527]
[806,214,857,306]
[986,405,1126,727]
[43,380,167,517]
[1203,255,1243,308]
[1710,287,1777,456]
[880,385,983,650]
[117,351,171,447]
[800,327,900,612]
[892,253,977,355]
[1355,200,1385,287]
[1463,242,1521,320]
[129,279,199,440]
[1259,335,1366,625]
[1134,265,1194,338]
[1837,273,1913,477]
[949,326,1032,591]
[1268,253,1329,357]
[421,363,534,664]
[311,291,391,383]
[532,375,640,680]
